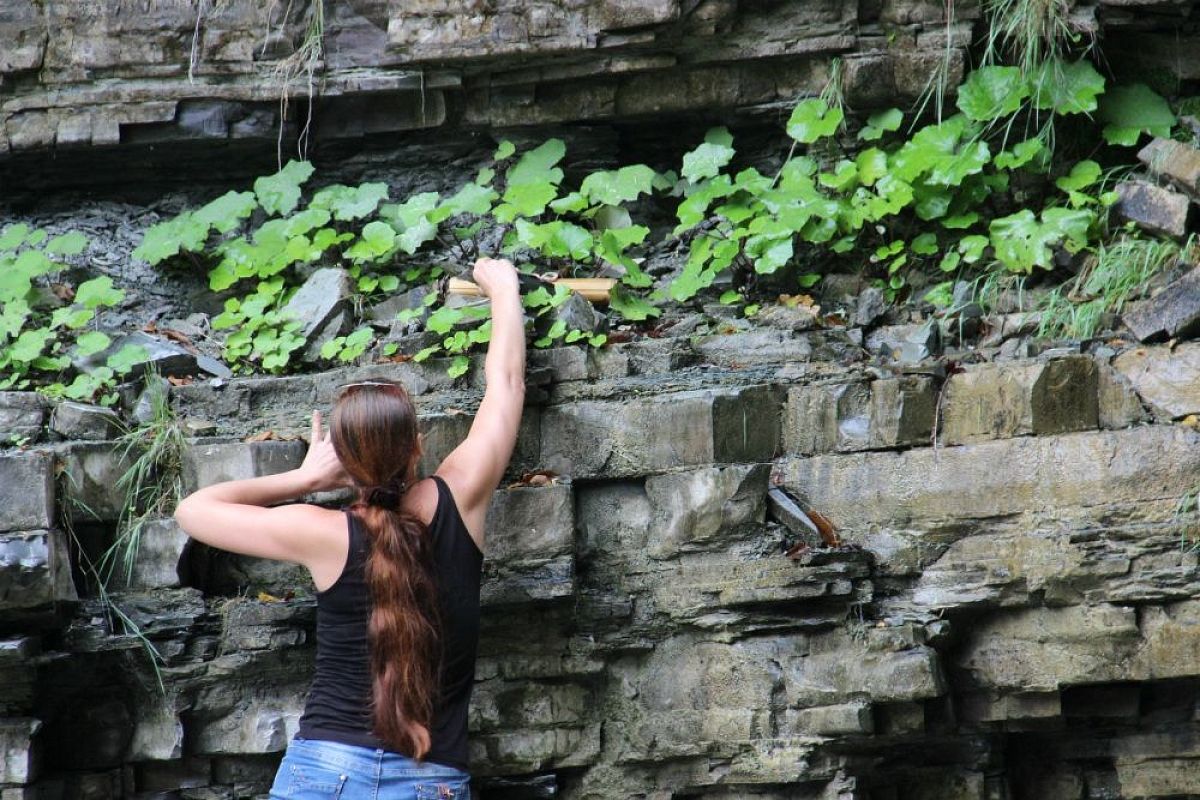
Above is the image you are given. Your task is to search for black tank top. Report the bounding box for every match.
[296,475,483,771]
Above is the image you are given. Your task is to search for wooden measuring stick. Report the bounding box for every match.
[447,276,616,304]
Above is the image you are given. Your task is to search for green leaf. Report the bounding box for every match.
[786,98,844,143]
[682,141,735,182]
[994,138,1046,170]
[75,276,124,309]
[855,148,888,186]
[1031,59,1105,115]
[254,160,314,216]
[580,164,656,206]
[1055,160,1102,193]
[427,305,465,335]
[549,192,588,214]
[74,330,112,357]
[0,224,30,251]
[45,231,88,256]
[493,140,516,161]
[1099,83,1176,146]
[106,343,150,374]
[609,285,661,321]
[345,220,397,262]
[194,190,258,234]
[857,108,903,141]
[440,182,497,217]
[911,232,938,255]
[310,182,390,221]
[9,329,53,362]
[956,66,1029,121]
[494,182,555,221]
[507,139,567,186]
[705,127,735,147]
[448,355,470,379]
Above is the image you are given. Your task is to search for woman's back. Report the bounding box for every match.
[298,475,483,771]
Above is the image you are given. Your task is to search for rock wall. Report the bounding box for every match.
[4,324,1200,799]
[4,0,1199,196]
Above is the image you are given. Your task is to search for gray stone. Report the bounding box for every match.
[540,384,781,478]
[755,303,818,332]
[940,357,1097,444]
[785,375,936,455]
[366,285,431,325]
[109,517,189,590]
[182,440,307,493]
[0,452,54,532]
[49,401,123,440]
[530,347,590,382]
[126,699,184,761]
[57,442,137,523]
[280,268,353,362]
[1112,342,1200,419]
[1138,137,1200,197]
[0,530,76,610]
[0,718,41,784]
[1114,181,1190,238]
[1097,361,1150,429]
[856,287,888,327]
[0,393,49,444]
[549,292,605,335]
[485,483,574,564]
[866,321,943,362]
[1121,265,1200,342]
[129,375,173,426]
[643,464,769,558]
[73,331,199,378]
[786,701,874,735]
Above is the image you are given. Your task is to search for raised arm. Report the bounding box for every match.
[436,257,526,550]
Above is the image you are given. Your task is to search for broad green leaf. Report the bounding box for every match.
[493,140,516,161]
[857,108,903,141]
[1055,160,1102,193]
[682,141,735,182]
[311,182,390,221]
[448,355,470,378]
[549,192,587,214]
[493,182,554,221]
[345,220,397,262]
[0,224,30,251]
[14,249,57,276]
[75,276,124,309]
[911,232,938,255]
[254,160,314,216]
[957,66,1029,121]
[855,148,888,186]
[609,285,661,321]
[9,329,52,362]
[45,231,88,256]
[1099,84,1176,146]
[1032,59,1105,115]
[194,190,258,234]
[507,139,566,186]
[786,98,844,143]
[580,164,656,206]
[994,138,1046,170]
[74,331,111,357]
[705,127,735,147]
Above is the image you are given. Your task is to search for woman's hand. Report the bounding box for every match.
[297,410,351,493]
[472,257,519,299]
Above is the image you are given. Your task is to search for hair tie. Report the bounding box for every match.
[366,479,406,510]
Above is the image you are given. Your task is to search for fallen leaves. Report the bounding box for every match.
[507,470,560,488]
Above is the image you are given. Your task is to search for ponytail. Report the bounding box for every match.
[351,499,442,760]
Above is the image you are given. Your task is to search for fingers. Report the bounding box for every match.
[311,409,322,443]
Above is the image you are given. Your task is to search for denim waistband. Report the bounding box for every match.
[289,736,470,779]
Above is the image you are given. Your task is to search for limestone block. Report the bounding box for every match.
[576,481,651,560]
[417,410,540,477]
[49,401,123,441]
[529,347,590,382]
[485,483,573,564]
[0,530,76,610]
[1122,266,1200,342]
[470,681,591,732]
[955,605,1139,692]
[0,718,41,784]
[57,442,135,523]
[126,700,184,762]
[0,393,49,444]
[72,331,198,378]
[1097,361,1151,429]
[643,464,767,558]
[780,425,1200,535]
[1114,181,1190,238]
[282,268,352,362]
[785,376,936,455]
[482,554,574,607]
[540,384,782,478]
[939,356,1098,444]
[0,452,54,532]
[191,695,304,755]
[106,517,189,590]
[614,338,695,374]
[784,701,873,735]
[1112,342,1200,419]
[469,725,600,776]
[787,644,946,707]
[182,440,306,493]
[1138,137,1200,197]
[1117,758,1200,799]
[136,756,213,792]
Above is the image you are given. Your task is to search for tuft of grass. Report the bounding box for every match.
[97,373,189,589]
[265,0,325,165]
[1038,234,1191,340]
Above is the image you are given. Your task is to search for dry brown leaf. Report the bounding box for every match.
[257,591,281,603]
[167,375,194,387]
[51,283,75,302]
[506,470,560,489]
[246,430,278,442]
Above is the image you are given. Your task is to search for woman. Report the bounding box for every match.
[174,257,525,799]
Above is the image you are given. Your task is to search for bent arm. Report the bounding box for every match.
[173,469,329,565]
[437,259,526,549]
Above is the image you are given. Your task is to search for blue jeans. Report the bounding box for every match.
[269,736,472,800]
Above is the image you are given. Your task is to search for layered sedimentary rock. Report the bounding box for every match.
[4,328,1200,799]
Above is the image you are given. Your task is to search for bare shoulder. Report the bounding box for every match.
[401,477,441,526]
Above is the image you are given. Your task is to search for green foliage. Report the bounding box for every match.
[0,224,143,403]
[1098,84,1177,145]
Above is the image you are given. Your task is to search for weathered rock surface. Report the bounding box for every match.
[1114,180,1191,238]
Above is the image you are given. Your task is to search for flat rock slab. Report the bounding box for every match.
[1112,342,1200,418]
[1139,137,1200,197]
[1114,181,1191,238]
[1122,265,1200,342]
[0,452,54,532]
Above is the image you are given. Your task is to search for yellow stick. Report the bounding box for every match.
[447,277,616,304]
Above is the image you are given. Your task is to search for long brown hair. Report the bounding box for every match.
[330,379,441,759]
